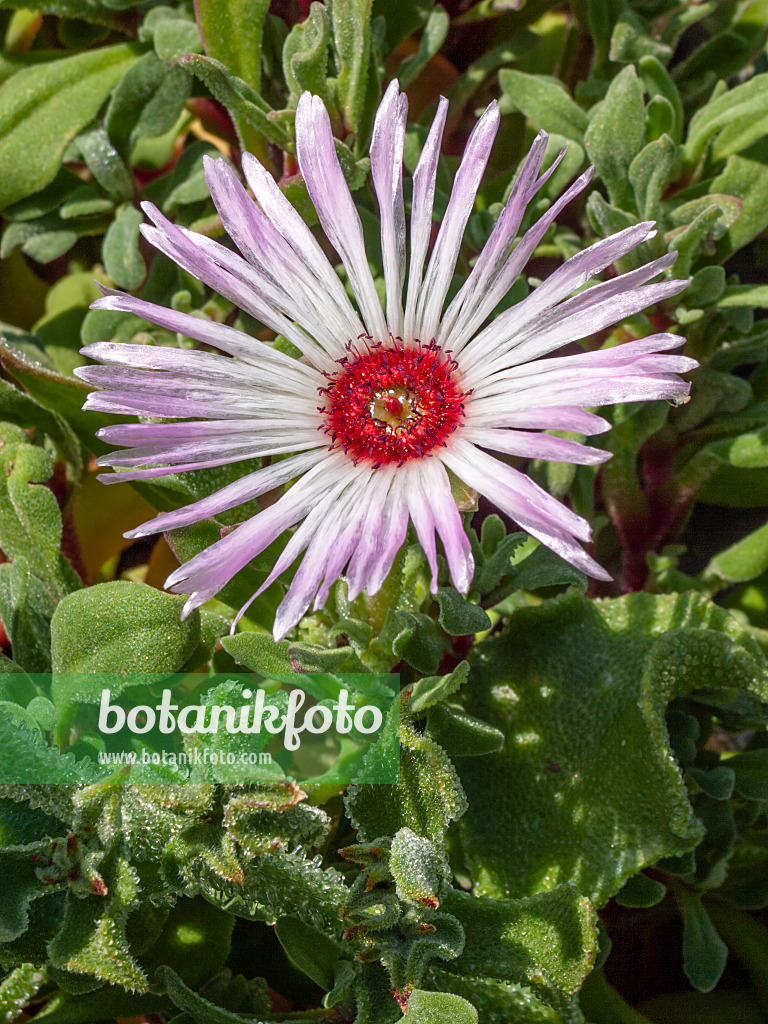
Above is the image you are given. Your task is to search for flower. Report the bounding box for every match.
[77,82,696,640]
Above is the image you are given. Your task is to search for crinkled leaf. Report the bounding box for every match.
[425,703,504,759]
[283,2,331,101]
[409,662,469,716]
[347,721,467,847]
[435,590,491,637]
[327,0,372,136]
[458,591,767,906]
[157,965,259,1024]
[390,828,443,908]
[440,885,597,1013]
[47,847,146,991]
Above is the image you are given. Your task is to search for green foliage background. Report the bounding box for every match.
[0,0,768,1021]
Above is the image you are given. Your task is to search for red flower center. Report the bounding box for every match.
[319,339,470,467]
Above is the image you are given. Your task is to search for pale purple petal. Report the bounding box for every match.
[463,279,689,386]
[446,438,590,540]
[344,468,395,601]
[87,292,323,384]
[414,100,500,343]
[466,427,611,465]
[83,386,321,423]
[437,130,550,348]
[445,165,596,356]
[371,80,408,337]
[224,465,373,639]
[442,440,610,581]
[426,459,474,593]
[271,477,373,639]
[295,92,388,340]
[365,474,411,597]
[166,455,357,609]
[404,96,448,344]
[494,406,610,435]
[140,204,333,370]
[405,464,439,591]
[241,151,365,342]
[203,156,353,359]
[123,450,327,539]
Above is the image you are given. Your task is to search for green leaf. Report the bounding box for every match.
[327,0,372,135]
[220,632,292,674]
[675,888,728,993]
[148,14,204,63]
[282,2,331,102]
[708,141,768,259]
[639,55,683,145]
[584,65,646,210]
[50,580,200,682]
[102,202,146,290]
[195,0,269,93]
[706,426,768,469]
[705,522,768,584]
[275,915,342,990]
[678,265,726,311]
[0,43,141,210]
[48,846,146,991]
[435,590,491,637]
[409,662,469,716]
[390,828,442,908]
[728,749,768,801]
[0,843,51,942]
[426,703,504,759]
[586,190,637,240]
[107,53,191,158]
[158,966,267,1023]
[509,544,587,594]
[403,989,478,1023]
[0,559,57,671]
[457,591,767,906]
[629,135,681,222]
[178,54,291,153]
[0,716,96,785]
[439,885,597,1013]
[396,5,449,89]
[684,74,768,170]
[687,765,735,801]
[0,964,47,1022]
[614,873,667,908]
[0,422,78,596]
[585,0,625,68]
[498,70,587,144]
[609,10,672,64]
[75,125,133,202]
[378,610,445,674]
[347,720,466,848]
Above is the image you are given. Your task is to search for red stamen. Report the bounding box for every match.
[319,338,469,466]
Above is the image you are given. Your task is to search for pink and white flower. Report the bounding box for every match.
[77,82,695,639]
